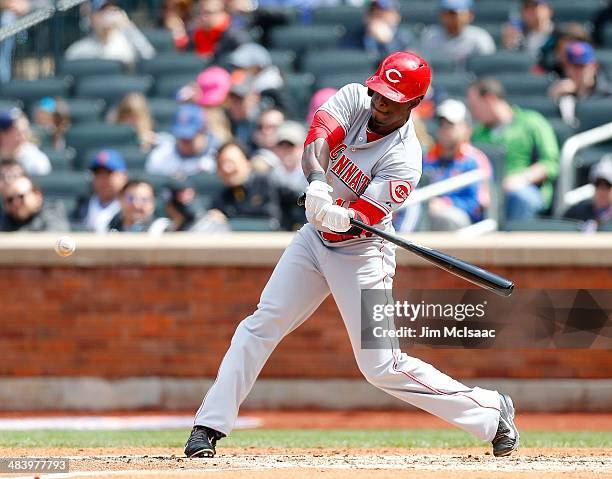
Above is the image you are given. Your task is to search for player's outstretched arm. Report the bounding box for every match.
[302,108,346,181]
[302,138,333,224]
[301,137,329,181]
[301,108,348,228]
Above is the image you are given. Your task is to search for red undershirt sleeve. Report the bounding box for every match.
[348,197,387,226]
[304,110,346,151]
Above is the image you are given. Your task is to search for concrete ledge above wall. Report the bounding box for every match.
[0,232,611,267]
[0,378,610,412]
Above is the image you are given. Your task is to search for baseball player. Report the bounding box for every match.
[185,51,519,458]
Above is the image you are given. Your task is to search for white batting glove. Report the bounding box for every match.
[320,204,355,232]
[305,180,333,220]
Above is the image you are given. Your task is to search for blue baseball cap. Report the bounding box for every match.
[566,41,596,65]
[89,149,126,172]
[38,97,57,113]
[440,0,473,11]
[0,108,20,131]
[369,0,399,11]
[91,0,113,11]
[172,104,205,140]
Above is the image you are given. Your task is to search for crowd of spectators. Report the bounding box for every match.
[0,0,611,233]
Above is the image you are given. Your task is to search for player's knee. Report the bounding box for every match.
[232,314,283,346]
[361,369,389,389]
[356,359,392,389]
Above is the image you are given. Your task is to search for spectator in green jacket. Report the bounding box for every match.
[467,77,560,220]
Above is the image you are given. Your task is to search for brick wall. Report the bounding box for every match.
[1,265,611,379]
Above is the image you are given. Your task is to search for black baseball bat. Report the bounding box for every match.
[298,194,514,297]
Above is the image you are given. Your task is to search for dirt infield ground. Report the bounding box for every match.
[1,412,610,478]
[1,447,611,479]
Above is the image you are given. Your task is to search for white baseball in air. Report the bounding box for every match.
[54,236,76,257]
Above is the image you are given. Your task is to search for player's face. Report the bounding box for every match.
[369,92,415,135]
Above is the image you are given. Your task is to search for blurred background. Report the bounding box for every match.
[0,0,610,234]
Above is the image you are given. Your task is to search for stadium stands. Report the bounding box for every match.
[65,124,139,167]
[42,147,76,171]
[53,98,106,123]
[75,75,154,105]
[268,50,297,73]
[300,50,377,79]
[141,28,176,53]
[268,25,347,53]
[576,98,612,131]
[154,74,197,98]
[0,0,610,233]
[58,59,125,80]
[0,77,72,110]
[137,53,209,79]
[466,52,535,76]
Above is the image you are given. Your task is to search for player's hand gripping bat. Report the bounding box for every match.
[297,194,514,297]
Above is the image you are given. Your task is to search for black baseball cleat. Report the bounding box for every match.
[492,393,520,457]
[184,425,223,458]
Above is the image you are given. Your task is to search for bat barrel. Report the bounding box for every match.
[351,219,514,297]
[295,194,514,297]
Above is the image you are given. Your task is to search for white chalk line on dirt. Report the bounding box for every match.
[8,466,282,479]
[6,453,611,478]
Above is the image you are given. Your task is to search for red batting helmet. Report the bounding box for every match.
[365,51,431,104]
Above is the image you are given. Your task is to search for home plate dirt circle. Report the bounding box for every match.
[9,448,612,479]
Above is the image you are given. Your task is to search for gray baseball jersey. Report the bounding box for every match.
[319,83,422,237]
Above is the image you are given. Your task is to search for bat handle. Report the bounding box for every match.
[297,193,306,207]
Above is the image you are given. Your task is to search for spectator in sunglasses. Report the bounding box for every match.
[107,179,165,233]
[0,159,25,221]
[250,107,285,172]
[0,175,69,232]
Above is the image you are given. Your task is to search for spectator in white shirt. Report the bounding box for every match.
[146,103,221,178]
[65,0,155,67]
[0,108,51,176]
[71,149,128,232]
[420,0,495,66]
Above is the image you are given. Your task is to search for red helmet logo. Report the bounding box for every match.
[385,69,402,83]
[366,51,431,104]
